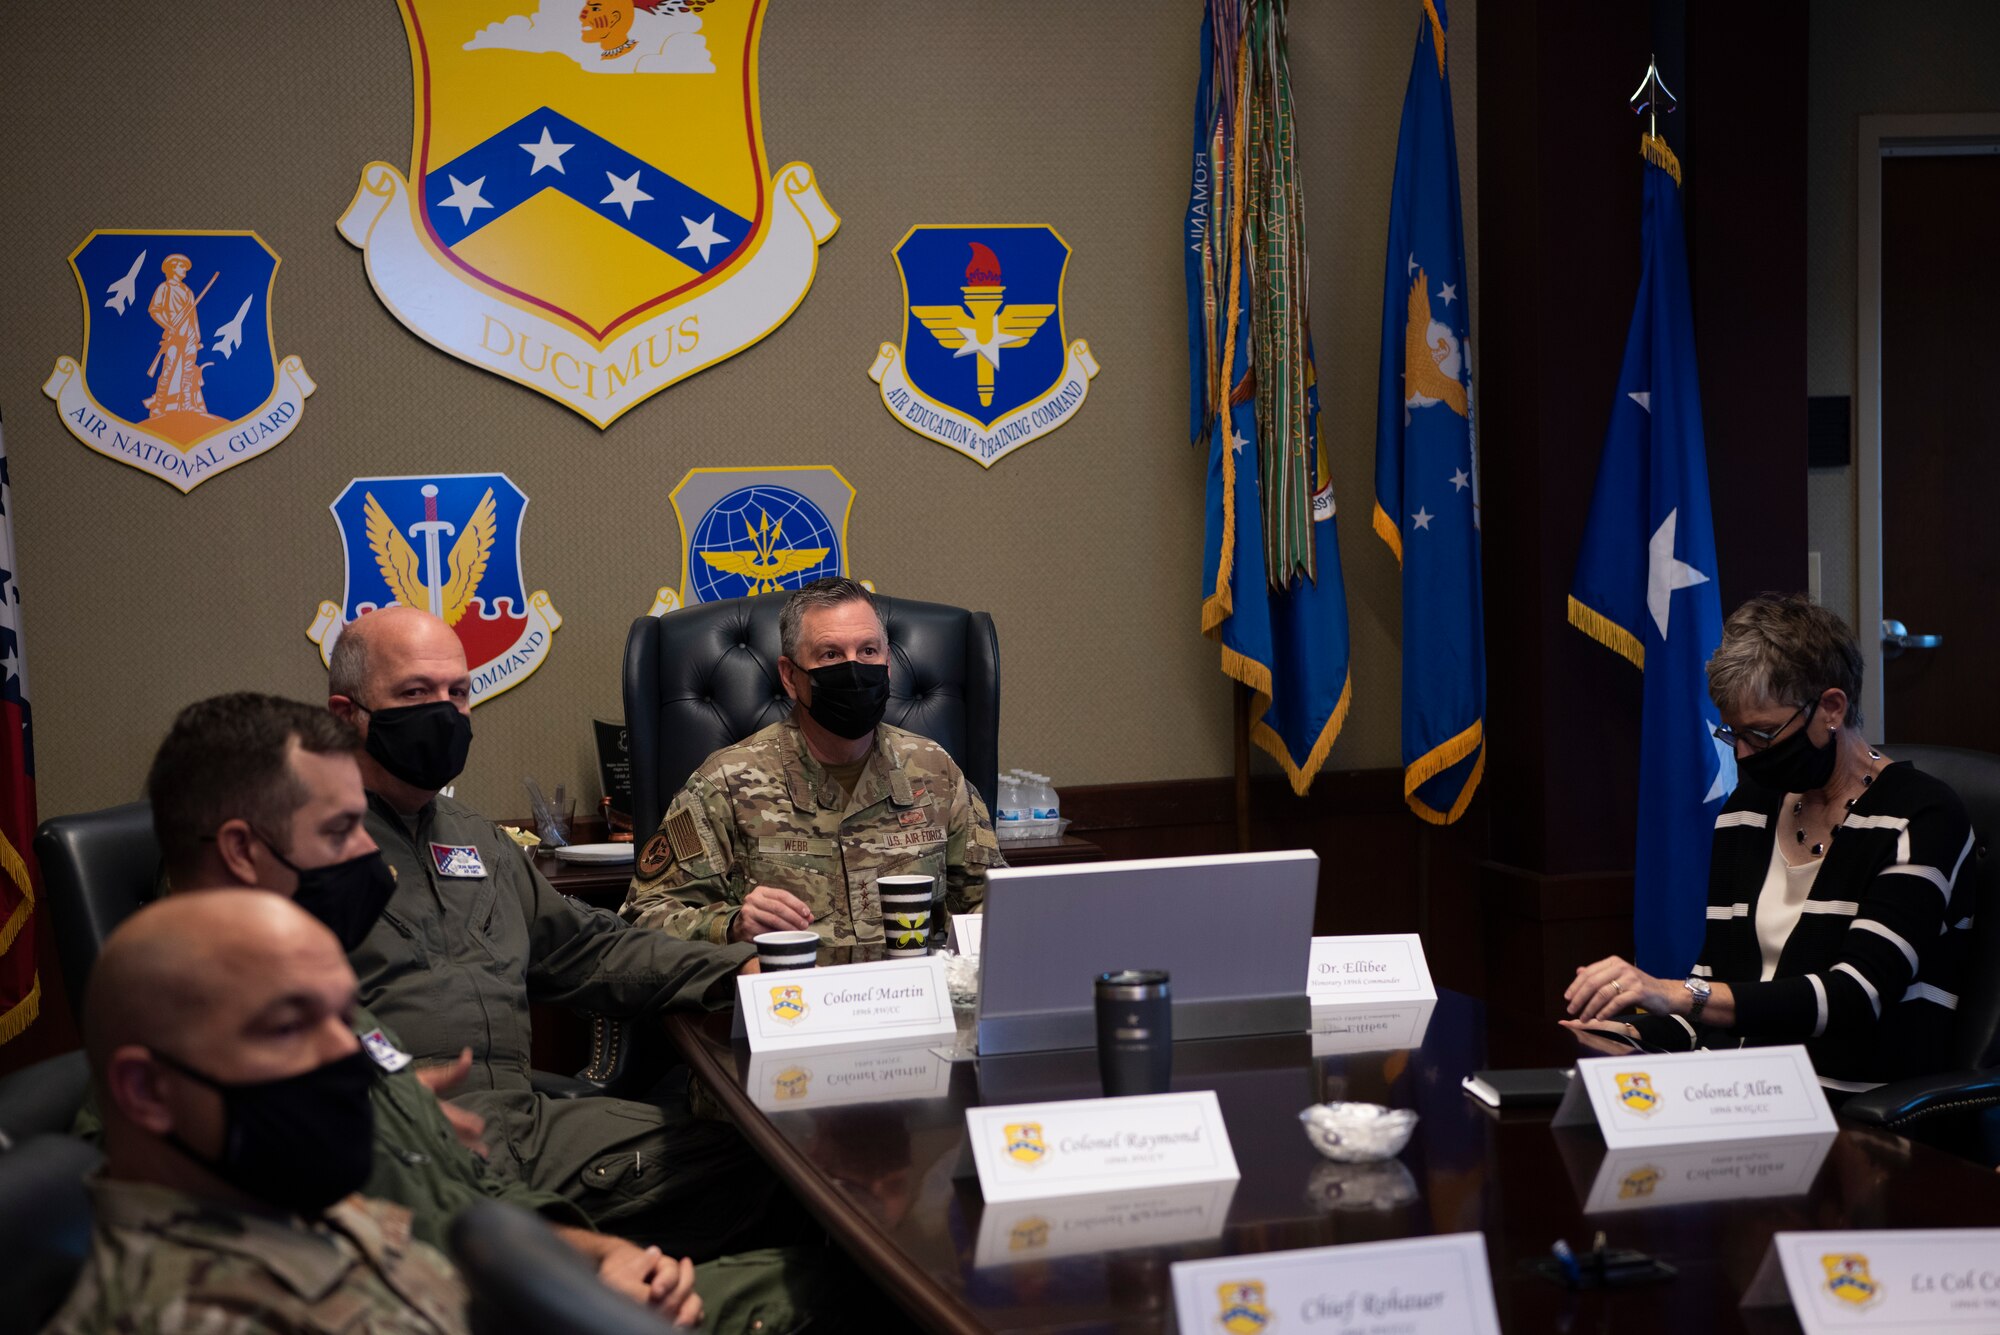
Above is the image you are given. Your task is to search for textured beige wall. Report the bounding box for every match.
[0,1,1474,820]
[1805,0,2000,629]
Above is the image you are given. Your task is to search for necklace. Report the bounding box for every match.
[602,37,637,59]
[1793,748,1883,855]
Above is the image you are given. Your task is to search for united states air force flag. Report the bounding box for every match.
[1568,135,1733,979]
[1373,0,1484,824]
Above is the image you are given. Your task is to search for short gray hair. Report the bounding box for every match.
[1707,593,1866,728]
[327,626,370,701]
[778,578,880,662]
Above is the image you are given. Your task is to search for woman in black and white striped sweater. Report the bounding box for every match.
[1561,594,1974,1095]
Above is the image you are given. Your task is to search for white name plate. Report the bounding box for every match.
[1170,1233,1502,1335]
[744,1041,951,1112]
[1310,1000,1436,1057]
[950,912,983,960]
[973,1180,1236,1269]
[966,1091,1239,1204]
[734,957,956,1053]
[1579,1133,1835,1214]
[1306,934,1437,1004]
[1743,1229,2000,1332]
[1551,1045,1837,1148]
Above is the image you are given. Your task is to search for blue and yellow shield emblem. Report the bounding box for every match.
[1003,1122,1046,1167]
[769,984,808,1025]
[647,466,855,615]
[305,473,562,707]
[45,230,315,493]
[340,1,838,427]
[869,224,1099,467]
[1216,1281,1272,1335]
[1821,1254,1880,1308]
[1615,1072,1660,1116]
[772,1066,810,1102]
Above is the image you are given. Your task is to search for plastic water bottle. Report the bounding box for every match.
[995,772,1029,833]
[1026,772,1060,823]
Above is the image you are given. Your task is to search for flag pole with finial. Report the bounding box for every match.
[1630,53,1682,185]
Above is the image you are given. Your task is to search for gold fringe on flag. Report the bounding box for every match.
[1567,594,1647,670]
[1403,719,1484,825]
[0,974,40,1046]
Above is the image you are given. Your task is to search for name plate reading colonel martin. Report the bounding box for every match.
[733,957,955,1054]
[1551,1046,1837,1149]
[1742,1230,2000,1333]
[1306,933,1437,1004]
[965,1092,1239,1205]
[1170,1234,1503,1335]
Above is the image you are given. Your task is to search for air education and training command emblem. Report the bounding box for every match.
[769,985,809,1026]
[870,226,1099,468]
[45,231,316,493]
[1217,1281,1274,1335]
[646,466,854,616]
[306,473,562,708]
[1615,1072,1661,1117]
[340,0,838,428]
[1003,1122,1047,1167]
[1821,1254,1882,1309]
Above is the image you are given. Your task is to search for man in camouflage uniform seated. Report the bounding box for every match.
[624,577,1003,947]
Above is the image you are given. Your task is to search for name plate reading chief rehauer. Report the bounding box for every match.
[1169,1233,1502,1335]
[1306,933,1437,1004]
[1552,1045,1837,1149]
[966,1091,1239,1204]
[734,957,956,1054]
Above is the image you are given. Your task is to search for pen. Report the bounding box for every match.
[1551,1238,1582,1288]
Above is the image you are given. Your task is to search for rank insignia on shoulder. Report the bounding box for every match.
[430,843,487,878]
[359,1029,413,1073]
[637,831,674,879]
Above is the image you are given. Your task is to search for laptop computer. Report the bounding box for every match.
[974,849,1319,1055]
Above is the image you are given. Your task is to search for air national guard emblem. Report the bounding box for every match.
[45,231,316,493]
[646,466,855,615]
[339,1,838,428]
[1615,1072,1661,1116]
[1003,1122,1047,1167]
[1216,1281,1273,1335]
[769,985,808,1025]
[1821,1254,1881,1309]
[869,226,1100,468]
[306,473,563,707]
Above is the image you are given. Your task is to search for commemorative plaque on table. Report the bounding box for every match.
[1306,933,1437,1005]
[965,1091,1238,1205]
[1742,1229,2000,1332]
[732,957,955,1054]
[1551,1045,1837,1149]
[1169,1234,1502,1335]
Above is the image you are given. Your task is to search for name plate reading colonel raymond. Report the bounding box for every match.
[1169,1234,1503,1335]
[1742,1229,2000,1333]
[733,958,956,1054]
[1306,934,1437,1004]
[1551,1046,1838,1149]
[965,1091,1238,1205]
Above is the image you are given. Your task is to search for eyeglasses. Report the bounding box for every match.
[1713,700,1815,752]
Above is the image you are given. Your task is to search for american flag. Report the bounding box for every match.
[0,409,41,1046]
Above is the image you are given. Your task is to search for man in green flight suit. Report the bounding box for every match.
[623,578,1003,947]
[325,608,800,1261]
[118,691,814,1330]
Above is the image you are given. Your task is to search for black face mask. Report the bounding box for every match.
[262,838,398,954]
[154,1047,377,1217]
[801,661,891,740]
[1737,708,1840,794]
[358,700,472,791]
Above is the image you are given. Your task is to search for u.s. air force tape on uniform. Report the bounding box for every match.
[731,957,955,1053]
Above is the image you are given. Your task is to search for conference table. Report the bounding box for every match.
[665,967,2000,1334]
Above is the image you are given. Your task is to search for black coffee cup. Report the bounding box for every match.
[754,930,820,971]
[1096,969,1172,1097]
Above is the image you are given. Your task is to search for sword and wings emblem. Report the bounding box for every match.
[364,487,497,625]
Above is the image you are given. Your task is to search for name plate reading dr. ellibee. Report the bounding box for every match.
[1552,1045,1837,1149]
[1169,1234,1503,1335]
[1306,934,1437,1005]
[965,1091,1239,1205]
[733,957,956,1054]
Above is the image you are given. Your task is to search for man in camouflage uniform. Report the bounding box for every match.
[45,891,500,1334]
[624,578,1003,947]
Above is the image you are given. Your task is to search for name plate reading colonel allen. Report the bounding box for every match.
[1169,1234,1503,1335]
[733,957,955,1054]
[1306,934,1437,1005]
[1742,1230,2000,1333]
[965,1092,1238,1205]
[1551,1046,1837,1150]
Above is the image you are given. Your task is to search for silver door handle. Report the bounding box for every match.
[1882,619,1943,653]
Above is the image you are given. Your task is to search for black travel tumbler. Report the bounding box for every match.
[1095,969,1172,1097]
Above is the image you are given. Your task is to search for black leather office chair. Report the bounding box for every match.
[623,591,1001,840]
[0,1134,101,1335]
[35,802,159,1017]
[1840,744,2000,1164]
[0,1051,90,1146]
[450,1199,671,1335]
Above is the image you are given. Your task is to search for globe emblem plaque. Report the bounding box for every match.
[689,484,842,602]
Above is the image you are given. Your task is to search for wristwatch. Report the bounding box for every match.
[1683,976,1712,1020]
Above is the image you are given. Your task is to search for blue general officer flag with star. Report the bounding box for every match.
[1569,135,1734,979]
[1372,0,1485,824]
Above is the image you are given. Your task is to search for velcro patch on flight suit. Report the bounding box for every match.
[666,806,707,864]
[359,1029,413,1073]
[636,831,674,879]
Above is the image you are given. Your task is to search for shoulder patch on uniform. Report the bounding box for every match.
[637,831,674,879]
[667,806,706,864]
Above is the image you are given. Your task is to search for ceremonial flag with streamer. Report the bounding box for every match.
[1372,0,1484,823]
[0,410,42,1046]
[1188,0,1352,794]
[1568,135,1733,979]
